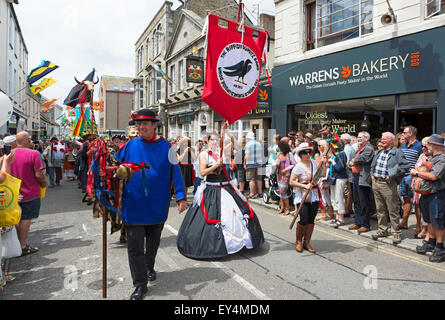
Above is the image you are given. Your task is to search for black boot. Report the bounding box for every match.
[130,285,148,300]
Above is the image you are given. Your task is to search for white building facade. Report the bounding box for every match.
[272,0,445,138]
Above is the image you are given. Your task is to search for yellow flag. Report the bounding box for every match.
[30,78,56,95]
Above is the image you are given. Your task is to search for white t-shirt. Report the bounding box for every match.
[291,159,319,204]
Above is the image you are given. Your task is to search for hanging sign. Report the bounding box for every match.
[202,14,267,125]
[186,56,204,83]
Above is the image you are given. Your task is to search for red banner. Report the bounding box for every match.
[202,14,267,125]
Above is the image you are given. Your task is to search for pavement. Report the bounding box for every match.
[248,194,428,256]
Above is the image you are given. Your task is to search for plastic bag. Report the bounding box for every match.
[0,171,22,227]
[1,226,22,259]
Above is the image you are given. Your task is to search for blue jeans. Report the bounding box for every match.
[48,167,60,186]
[353,174,372,228]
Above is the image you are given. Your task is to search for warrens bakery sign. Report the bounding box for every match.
[272,26,445,106]
[289,52,415,88]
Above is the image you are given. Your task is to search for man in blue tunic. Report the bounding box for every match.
[100,108,187,300]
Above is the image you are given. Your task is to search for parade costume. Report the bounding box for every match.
[177,150,264,260]
[112,109,185,294]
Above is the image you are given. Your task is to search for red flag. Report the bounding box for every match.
[202,14,267,125]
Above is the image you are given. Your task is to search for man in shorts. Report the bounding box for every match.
[410,134,445,262]
[399,126,423,234]
[10,132,48,256]
[244,132,264,199]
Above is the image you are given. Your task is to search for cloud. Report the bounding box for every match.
[14,0,275,110]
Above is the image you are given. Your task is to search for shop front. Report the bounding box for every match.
[272,26,445,142]
[214,85,272,141]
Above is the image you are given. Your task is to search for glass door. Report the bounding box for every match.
[395,91,438,138]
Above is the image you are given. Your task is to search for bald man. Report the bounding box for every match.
[10,131,48,256]
[370,132,409,245]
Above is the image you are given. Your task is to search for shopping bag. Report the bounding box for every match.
[0,172,22,227]
[1,226,22,259]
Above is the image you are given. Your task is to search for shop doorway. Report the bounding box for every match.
[396,107,436,139]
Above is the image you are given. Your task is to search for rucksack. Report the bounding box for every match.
[411,162,434,195]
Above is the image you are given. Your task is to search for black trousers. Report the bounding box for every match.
[126,223,164,287]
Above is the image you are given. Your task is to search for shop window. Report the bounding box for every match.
[292,95,394,146]
[425,0,445,18]
[399,91,437,106]
[305,0,373,51]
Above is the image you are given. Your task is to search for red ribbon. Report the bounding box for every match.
[131,115,158,121]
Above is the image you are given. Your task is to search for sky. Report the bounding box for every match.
[15,0,274,104]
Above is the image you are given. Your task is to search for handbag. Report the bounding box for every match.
[352,145,366,174]
[0,171,22,227]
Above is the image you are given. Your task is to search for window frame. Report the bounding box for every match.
[425,0,445,18]
[305,0,373,51]
[154,64,162,103]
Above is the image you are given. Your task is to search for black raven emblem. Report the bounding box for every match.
[223,59,252,85]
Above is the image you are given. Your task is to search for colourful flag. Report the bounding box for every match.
[91,101,103,111]
[153,64,171,82]
[72,106,90,137]
[27,60,59,85]
[30,78,56,95]
[42,98,57,108]
[42,104,56,113]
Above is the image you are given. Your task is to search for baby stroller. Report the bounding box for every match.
[263,165,293,204]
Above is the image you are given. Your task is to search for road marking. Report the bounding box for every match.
[315,225,445,273]
[165,224,271,300]
[157,248,180,270]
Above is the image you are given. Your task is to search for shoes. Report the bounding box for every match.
[332,221,345,229]
[130,285,148,300]
[348,224,360,230]
[148,269,157,282]
[357,227,370,233]
[371,230,389,241]
[392,233,402,245]
[416,242,435,255]
[429,247,445,263]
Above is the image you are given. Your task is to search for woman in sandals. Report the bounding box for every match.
[290,143,320,253]
[276,140,295,215]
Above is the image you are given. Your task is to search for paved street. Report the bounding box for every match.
[1,178,445,301]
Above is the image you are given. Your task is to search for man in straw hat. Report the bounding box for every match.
[410,134,445,262]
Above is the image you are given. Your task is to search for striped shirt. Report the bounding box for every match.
[400,140,423,172]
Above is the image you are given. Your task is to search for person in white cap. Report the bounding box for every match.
[3,135,17,155]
